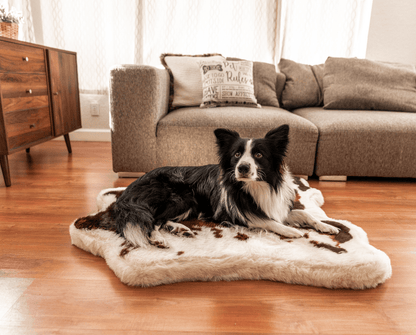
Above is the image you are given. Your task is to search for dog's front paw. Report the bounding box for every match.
[165,221,195,238]
[315,221,340,235]
[269,223,303,239]
[149,229,169,249]
[281,226,304,238]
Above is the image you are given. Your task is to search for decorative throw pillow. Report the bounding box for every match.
[323,57,416,112]
[198,60,260,108]
[227,57,285,108]
[278,58,324,110]
[160,53,225,110]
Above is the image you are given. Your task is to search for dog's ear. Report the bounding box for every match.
[265,125,290,154]
[214,128,240,148]
[265,125,289,140]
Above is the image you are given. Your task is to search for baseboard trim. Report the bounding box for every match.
[53,128,111,142]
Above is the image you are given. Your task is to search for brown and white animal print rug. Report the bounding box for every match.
[69,178,392,289]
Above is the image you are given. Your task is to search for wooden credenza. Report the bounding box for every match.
[0,37,81,187]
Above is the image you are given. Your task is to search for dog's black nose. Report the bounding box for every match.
[238,163,250,174]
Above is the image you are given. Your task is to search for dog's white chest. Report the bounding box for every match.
[244,179,294,223]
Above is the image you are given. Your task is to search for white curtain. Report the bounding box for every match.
[36,0,278,94]
[143,0,278,66]
[19,0,372,94]
[277,0,373,65]
[38,0,143,94]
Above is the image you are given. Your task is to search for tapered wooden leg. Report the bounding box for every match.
[0,154,11,187]
[64,134,72,154]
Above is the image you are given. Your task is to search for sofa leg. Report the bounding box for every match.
[319,176,347,182]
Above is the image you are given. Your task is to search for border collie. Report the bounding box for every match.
[114,125,339,248]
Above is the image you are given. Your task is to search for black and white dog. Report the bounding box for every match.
[113,125,339,248]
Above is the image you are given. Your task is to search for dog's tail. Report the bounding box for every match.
[113,199,156,248]
[75,191,154,248]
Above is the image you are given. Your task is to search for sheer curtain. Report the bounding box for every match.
[277,0,373,65]
[22,0,372,93]
[143,0,278,66]
[36,0,278,94]
[38,0,143,94]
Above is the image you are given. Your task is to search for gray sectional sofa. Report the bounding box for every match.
[109,59,416,180]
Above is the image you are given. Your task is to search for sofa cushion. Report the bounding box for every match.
[293,107,416,178]
[160,53,225,110]
[198,60,259,108]
[323,57,416,112]
[227,57,286,108]
[156,106,319,176]
[278,58,324,110]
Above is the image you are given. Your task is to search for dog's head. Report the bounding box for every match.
[214,125,290,184]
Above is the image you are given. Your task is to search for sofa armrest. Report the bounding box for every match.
[109,65,170,173]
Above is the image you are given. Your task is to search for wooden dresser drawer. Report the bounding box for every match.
[0,73,49,113]
[0,41,46,73]
[4,107,52,150]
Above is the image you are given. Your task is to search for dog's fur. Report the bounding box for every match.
[113,125,339,248]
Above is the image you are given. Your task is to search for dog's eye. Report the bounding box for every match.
[235,152,241,158]
[255,152,263,159]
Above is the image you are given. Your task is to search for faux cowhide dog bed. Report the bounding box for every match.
[69,178,392,289]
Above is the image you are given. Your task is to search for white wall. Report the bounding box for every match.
[73,94,111,142]
[366,0,416,64]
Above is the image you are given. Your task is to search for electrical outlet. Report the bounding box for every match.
[90,103,100,116]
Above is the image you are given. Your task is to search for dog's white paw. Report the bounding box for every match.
[315,221,340,235]
[149,228,169,249]
[165,221,195,238]
[268,222,303,239]
[280,226,304,238]
[250,219,304,239]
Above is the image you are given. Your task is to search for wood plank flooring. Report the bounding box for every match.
[0,141,415,334]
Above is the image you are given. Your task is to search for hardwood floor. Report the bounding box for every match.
[0,141,415,334]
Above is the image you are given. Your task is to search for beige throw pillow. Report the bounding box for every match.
[160,54,225,110]
[198,60,260,108]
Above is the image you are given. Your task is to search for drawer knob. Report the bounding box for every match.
[23,57,29,61]
[26,89,32,94]
[29,124,35,129]
[54,92,59,95]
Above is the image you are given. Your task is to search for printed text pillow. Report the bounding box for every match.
[198,60,260,108]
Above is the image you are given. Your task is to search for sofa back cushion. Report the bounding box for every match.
[278,58,324,110]
[323,57,416,112]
